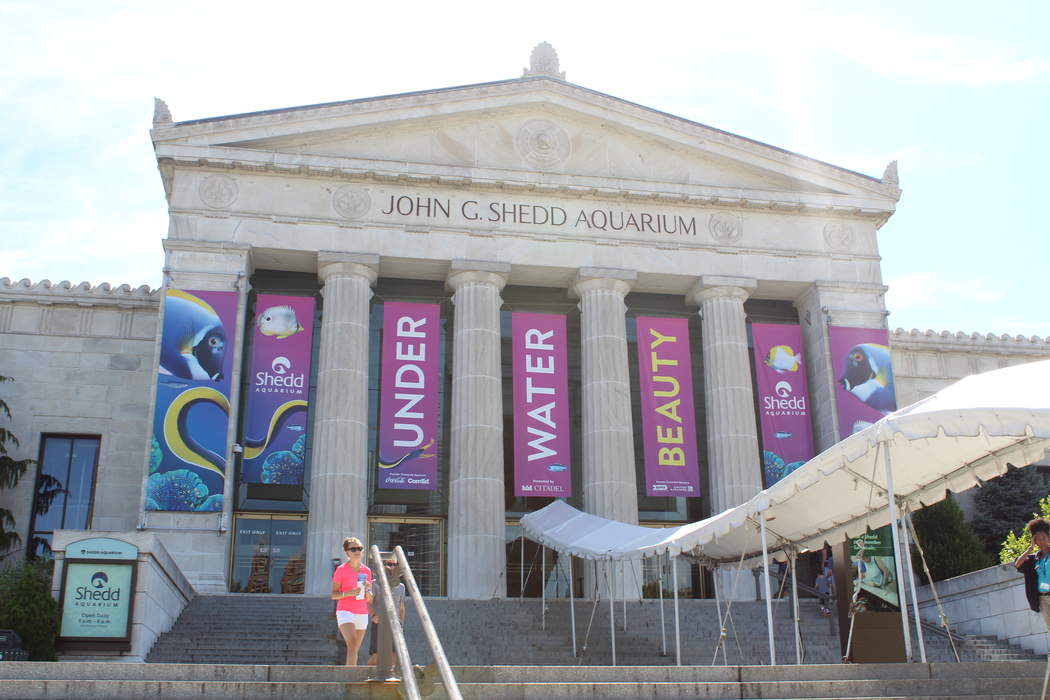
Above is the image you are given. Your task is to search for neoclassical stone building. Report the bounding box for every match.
[2,46,1048,599]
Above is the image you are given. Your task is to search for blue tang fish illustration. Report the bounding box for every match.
[774,431,793,439]
[839,343,896,414]
[160,289,227,381]
[546,464,569,473]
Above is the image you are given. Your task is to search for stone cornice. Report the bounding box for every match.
[0,277,159,308]
[152,77,899,201]
[155,148,895,225]
[892,327,1050,353]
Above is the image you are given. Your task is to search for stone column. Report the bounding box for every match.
[446,260,510,599]
[688,276,762,514]
[688,276,761,601]
[304,252,378,594]
[573,268,640,599]
[794,282,890,452]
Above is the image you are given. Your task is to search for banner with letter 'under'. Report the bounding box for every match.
[377,301,441,490]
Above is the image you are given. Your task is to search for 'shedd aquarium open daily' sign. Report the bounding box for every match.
[59,538,138,646]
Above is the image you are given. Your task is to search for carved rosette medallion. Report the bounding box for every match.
[198,175,238,209]
[332,185,371,220]
[515,119,571,170]
[823,222,854,251]
[708,212,742,243]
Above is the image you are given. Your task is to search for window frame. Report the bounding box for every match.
[26,433,102,558]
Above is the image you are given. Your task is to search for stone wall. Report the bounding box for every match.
[0,278,159,562]
[51,530,194,662]
[916,563,1050,655]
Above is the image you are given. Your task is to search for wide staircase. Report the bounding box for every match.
[143,594,1034,667]
[1,595,1044,698]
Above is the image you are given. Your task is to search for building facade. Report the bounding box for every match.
[3,48,1048,599]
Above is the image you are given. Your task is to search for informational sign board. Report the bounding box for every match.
[58,537,138,651]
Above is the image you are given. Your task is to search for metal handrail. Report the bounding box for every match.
[394,545,463,700]
[369,545,421,700]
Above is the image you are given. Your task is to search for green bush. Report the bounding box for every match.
[0,558,59,660]
[910,494,993,584]
[972,465,1049,557]
[998,494,1050,563]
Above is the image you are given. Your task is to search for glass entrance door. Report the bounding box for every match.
[230,514,307,593]
[368,517,444,596]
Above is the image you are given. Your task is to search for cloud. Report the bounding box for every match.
[886,271,1008,309]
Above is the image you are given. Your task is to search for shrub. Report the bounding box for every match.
[910,494,993,584]
[0,558,59,660]
[972,465,1049,557]
[998,494,1050,563]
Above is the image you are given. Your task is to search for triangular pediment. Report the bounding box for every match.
[154,78,899,203]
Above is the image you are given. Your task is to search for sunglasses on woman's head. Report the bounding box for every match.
[347,546,363,552]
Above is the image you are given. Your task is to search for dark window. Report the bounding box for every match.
[27,435,101,558]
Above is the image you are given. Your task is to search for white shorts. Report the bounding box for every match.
[336,610,369,629]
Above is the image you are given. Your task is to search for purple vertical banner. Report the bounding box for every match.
[511,312,572,498]
[829,326,898,438]
[377,302,441,490]
[751,323,816,487]
[635,317,701,497]
[148,289,237,511]
[240,294,316,486]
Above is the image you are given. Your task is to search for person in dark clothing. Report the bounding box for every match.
[1014,517,1050,629]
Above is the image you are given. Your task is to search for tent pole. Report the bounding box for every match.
[760,511,777,665]
[607,562,617,666]
[790,552,801,665]
[905,510,960,663]
[901,506,927,663]
[568,556,577,658]
[658,554,667,657]
[672,555,681,666]
[621,560,627,632]
[541,545,548,629]
[713,567,725,665]
[882,441,914,662]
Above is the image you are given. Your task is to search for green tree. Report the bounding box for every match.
[0,558,59,660]
[0,376,36,553]
[971,464,1049,556]
[910,493,993,584]
[998,494,1050,563]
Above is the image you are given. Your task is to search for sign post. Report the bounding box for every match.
[58,537,139,652]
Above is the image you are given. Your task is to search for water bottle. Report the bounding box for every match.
[356,572,367,600]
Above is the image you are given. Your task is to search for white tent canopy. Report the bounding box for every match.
[522,359,1050,566]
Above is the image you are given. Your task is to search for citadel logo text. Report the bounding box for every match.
[255,355,305,392]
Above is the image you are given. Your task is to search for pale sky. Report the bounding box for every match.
[2,1,1047,337]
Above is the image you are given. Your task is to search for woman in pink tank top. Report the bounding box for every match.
[331,536,373,665]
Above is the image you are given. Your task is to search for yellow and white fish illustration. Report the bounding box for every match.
[764,345,801,373]
[256,305,304,339]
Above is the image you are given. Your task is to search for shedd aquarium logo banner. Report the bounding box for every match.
[60,562,134,639]
[751,324,815,487]
[241,294,316,487]
[148,289,237,512]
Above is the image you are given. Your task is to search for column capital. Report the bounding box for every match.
[571,267,636,298]
[317,252,379,285]
[686,275,757,306]
[446,259,510,292]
